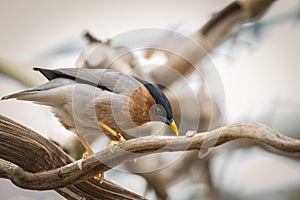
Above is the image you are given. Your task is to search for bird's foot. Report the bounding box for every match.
[82,151,105,184]
[109,140,119,152]
[98,122,126,152]
[82,151,91,159]
[108,133,126,152]
[94,171,105,184]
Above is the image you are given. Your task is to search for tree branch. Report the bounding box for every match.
[0,114,145,200]
[0,114,299,194]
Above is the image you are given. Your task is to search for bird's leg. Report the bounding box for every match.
[98,122,126,152]
[75,135,94,158]
[75,135,104,184]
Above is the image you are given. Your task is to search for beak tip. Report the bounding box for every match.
[169,120,179,136]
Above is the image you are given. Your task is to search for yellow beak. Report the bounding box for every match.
[169,120,179,135]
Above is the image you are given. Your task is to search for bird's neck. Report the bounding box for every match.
[129,85,156,126]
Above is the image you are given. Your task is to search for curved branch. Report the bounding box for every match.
[1,113,299,192]
[0,114,145,200]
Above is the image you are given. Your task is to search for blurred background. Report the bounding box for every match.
[1,0,300,199]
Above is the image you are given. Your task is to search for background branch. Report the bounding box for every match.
[149,0,277,86]
[0,59,40,87]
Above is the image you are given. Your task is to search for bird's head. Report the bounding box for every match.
[135,78,179,135]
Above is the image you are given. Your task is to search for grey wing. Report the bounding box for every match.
[34,67,141,93]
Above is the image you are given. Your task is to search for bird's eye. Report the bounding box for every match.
[156,105,165,116]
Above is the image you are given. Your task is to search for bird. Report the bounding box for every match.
[2,67,179,182]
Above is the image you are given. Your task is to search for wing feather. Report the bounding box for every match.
[34,67,140,93]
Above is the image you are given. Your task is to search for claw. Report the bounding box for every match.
[82,151,91,159]
[109,140,121,152]
[108,134,126,152]
[94,171,104,184]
